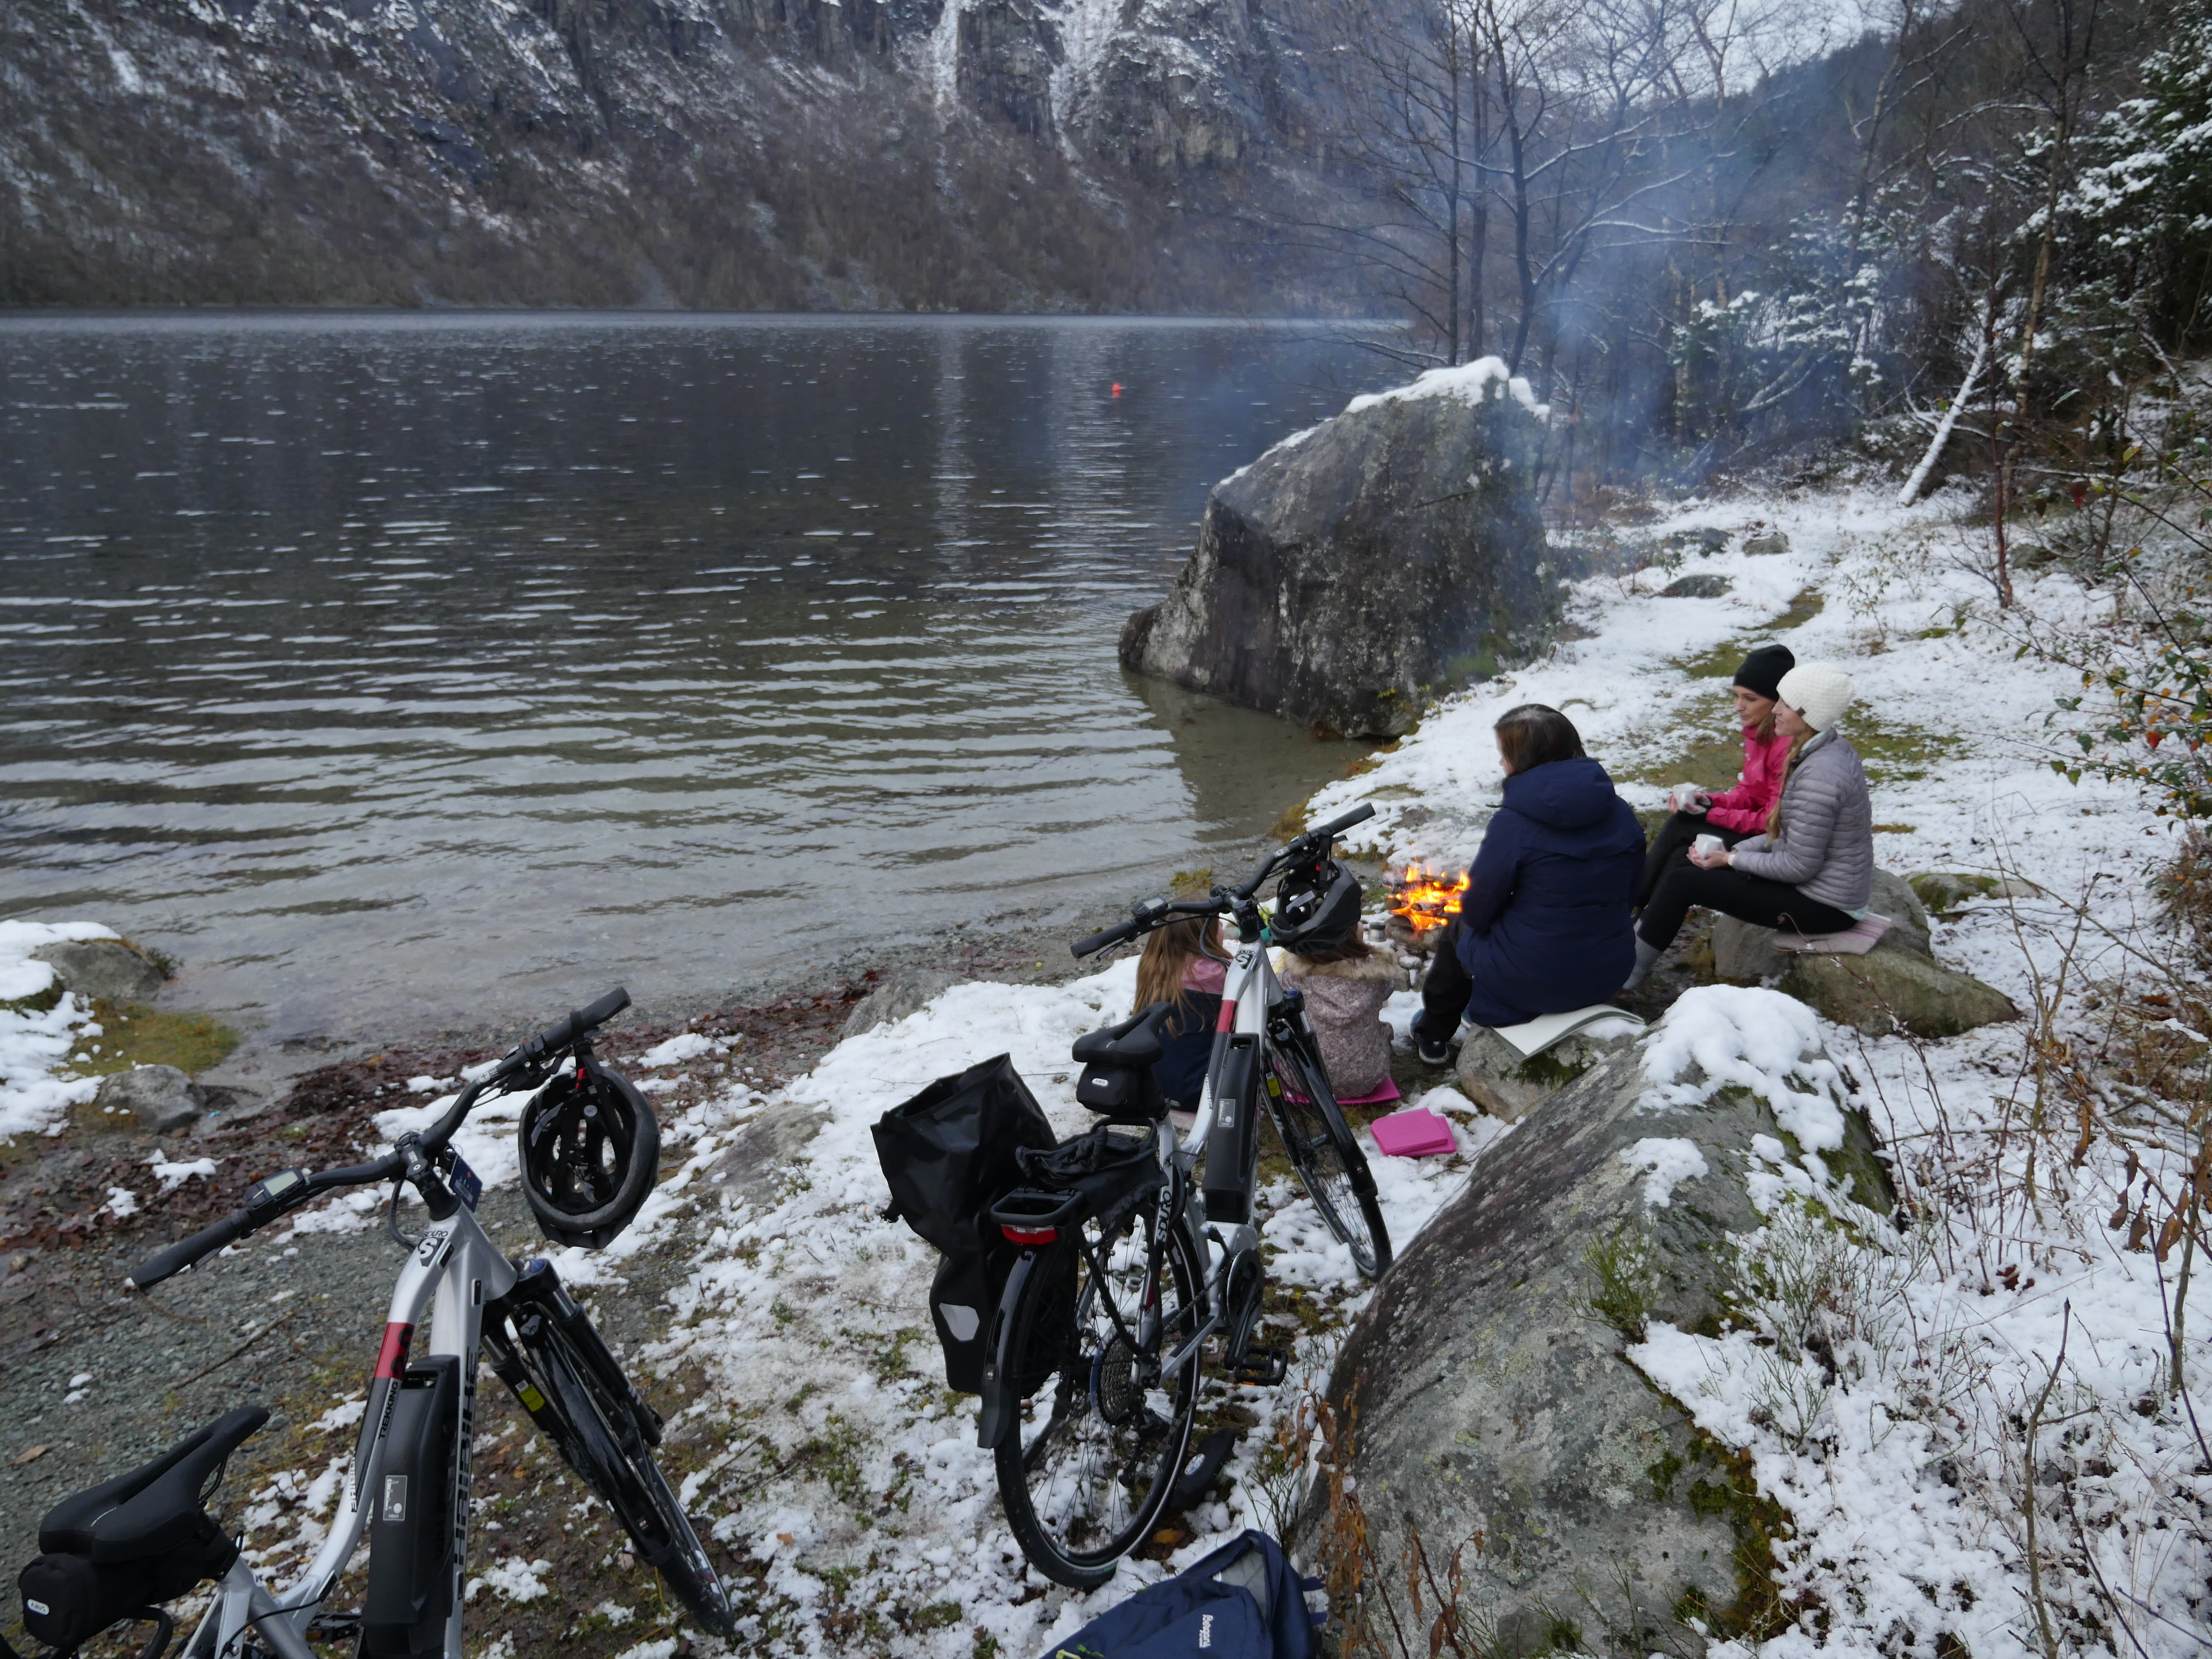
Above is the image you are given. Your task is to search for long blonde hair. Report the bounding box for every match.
[1764,734,1807,839]
[1135,916,1223,1035]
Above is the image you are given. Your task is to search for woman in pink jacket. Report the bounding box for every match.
[1636,644,1795,908]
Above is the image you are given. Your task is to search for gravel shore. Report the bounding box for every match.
[0,901,1151,1657]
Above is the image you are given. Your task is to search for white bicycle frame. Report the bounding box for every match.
[188,1203,516,1659]
[1158,933,1280,1321]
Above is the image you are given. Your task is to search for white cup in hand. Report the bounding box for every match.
[1694,833,1724,858]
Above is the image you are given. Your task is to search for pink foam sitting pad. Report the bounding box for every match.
[1774,914,1892,955]
[1369,1107,1457,1158]
[1334,1077,1403,1108]
[1284,1077,1401,1108]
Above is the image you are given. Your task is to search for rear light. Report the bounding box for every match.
[1001,1225,1058,1246]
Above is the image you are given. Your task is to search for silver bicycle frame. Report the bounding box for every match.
[1161,933,1279,1287]
[188,1200,518,1659]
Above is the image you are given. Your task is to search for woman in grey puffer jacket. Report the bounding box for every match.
[1625,663,1874,988]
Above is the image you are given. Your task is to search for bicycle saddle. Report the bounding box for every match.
[39,1405,267,1562]
[1070,1002,1176,1070]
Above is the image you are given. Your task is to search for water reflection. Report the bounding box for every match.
[0,314,1382,1039]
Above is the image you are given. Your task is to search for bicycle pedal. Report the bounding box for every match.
[304,1612,363,1642]
[1167,1426,1240,1511]
[1229,1343,1289,1385]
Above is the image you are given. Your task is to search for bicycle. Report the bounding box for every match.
[978,804,1394,1587]
[12,990,733,1659]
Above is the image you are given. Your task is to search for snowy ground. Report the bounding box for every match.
[15,474,2210,1656]
[0,920,118,1137]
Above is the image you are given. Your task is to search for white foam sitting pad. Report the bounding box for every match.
[1773,914,1892,955]
[1489,1005,1647,1062]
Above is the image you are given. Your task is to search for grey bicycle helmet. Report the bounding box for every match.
[1271,859,1365,953]
[518,1061,660,1250]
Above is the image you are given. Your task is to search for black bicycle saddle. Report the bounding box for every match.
[39,1406,268,1563]
[1070,1002,1177,1070]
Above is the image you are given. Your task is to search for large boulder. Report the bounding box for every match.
[1710,870,2017,1036]
[1453,1019,1643,1123]
[94,1065,204,1134]
[839,969,958,1040]
[1710,869,1931,981]
[1298,987,1892,1656]
[1119,362,1556,739]
[31,939,166,1004]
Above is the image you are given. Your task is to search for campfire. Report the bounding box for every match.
[1385,862,1468,951]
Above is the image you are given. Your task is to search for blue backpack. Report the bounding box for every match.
[1036,1531,1322,1659]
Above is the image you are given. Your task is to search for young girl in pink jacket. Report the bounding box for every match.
[1636,644,1794,908]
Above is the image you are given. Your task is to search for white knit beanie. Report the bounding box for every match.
[1776,662,1855,731]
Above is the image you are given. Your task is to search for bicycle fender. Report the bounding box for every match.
[975,1250,1037,1451]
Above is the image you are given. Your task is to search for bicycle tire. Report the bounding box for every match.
[507,1321,736,1636]
[1265,1041,1393,1280]
[994,1208,1203,1589]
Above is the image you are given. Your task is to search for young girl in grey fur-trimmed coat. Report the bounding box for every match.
[1277,933,1403,1097]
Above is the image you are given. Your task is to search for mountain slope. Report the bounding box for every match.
[0,0,1332,309]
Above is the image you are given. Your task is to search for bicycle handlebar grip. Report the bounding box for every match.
[536,986,632,1057]
[129,1210,252,1290]
[1310,802,1377,840]
[1070,919,1141,959]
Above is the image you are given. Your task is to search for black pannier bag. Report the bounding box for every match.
[989,1123,1165,1396]
[872,1054,1057,1393]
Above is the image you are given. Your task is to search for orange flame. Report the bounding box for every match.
[1388,862,1468,936]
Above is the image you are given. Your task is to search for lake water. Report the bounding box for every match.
[0,314,1386,1042]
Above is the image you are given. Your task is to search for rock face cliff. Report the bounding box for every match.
[1120,360,1557,738]
[0,0,1341,307]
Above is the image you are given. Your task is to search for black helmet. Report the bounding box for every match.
[1272,859,1365,953]
[518,1060,660,1250]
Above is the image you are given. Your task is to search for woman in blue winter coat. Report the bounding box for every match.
[1411,704,1645,1064]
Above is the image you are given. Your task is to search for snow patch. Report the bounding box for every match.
[1619,1137,1709,1206]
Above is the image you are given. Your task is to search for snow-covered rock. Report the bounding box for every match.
[1301,987,1891,1654]
[1120,359,1555,737]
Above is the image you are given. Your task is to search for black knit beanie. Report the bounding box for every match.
[1733,643,1794,701]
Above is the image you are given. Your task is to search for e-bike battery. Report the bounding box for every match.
[1199,1033,1261,1225]
[362,1355,462,1658]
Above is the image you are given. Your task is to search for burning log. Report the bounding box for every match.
[1384,862,1468,955]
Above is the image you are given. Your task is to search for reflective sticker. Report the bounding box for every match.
[373,1322,415,1380]
[516,1382,547,1413]
[25,1601,47,1616]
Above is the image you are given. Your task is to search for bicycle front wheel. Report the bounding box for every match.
[994,1207,1202,1589]
[1266,1042,1393,1280]
[501,1321,736,1636]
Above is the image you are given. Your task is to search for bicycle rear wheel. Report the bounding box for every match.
[1265,1041,1393,1280]
[994,1208,1202,1589]
[491,1319,735,1636]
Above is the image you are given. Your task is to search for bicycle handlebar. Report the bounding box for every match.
[128,1210,255,1289]
[1069,802,1379,957]
[1308,802,1377,841]
[493,987,631,1085]
[127,988,631,1290]
[1070,918,1143,958]
[127,1153,412,1289]
[414,985,632,1155]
